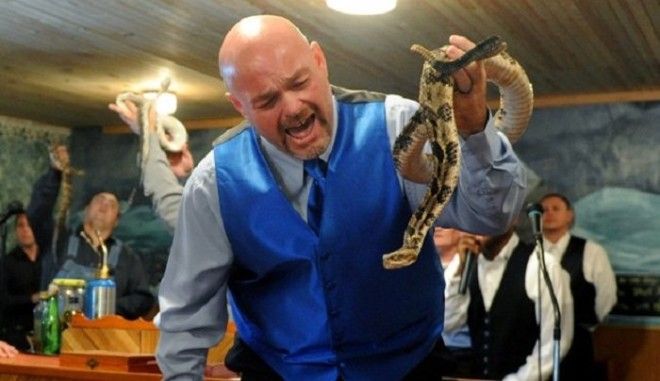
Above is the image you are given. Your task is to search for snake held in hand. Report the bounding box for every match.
[382,36,533,269]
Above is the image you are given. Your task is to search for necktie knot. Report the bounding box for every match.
[304,159,327,183]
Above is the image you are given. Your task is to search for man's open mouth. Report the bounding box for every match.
[284,114,315,139]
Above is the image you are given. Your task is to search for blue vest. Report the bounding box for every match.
[214,99,444,380]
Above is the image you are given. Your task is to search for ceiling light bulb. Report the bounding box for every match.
[155,92,177,115]
[326,0,397,15]
[143,91,177,115]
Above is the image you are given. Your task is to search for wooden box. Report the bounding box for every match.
[61,314,236,364]
[59,350,159,373]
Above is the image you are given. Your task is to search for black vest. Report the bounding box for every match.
[559,236,598,380]
[468,242,538,379]
[560,236,598,327]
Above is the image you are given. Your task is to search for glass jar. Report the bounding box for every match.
[52,278,86,322]
[31,291,50,353]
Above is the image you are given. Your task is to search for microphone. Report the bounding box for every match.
[526,202,544,242]
[0,200,25,225]
[458,250,477,295]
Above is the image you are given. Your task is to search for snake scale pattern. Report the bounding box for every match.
[50,146,84,254]
[382,36,533,269]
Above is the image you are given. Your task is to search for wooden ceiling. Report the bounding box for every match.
[1,0,659,128]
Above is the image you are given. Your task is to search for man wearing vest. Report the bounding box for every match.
[156,15,528,380]
[35,146,154,320]
[444,227,574,380]
[540,193,617,380]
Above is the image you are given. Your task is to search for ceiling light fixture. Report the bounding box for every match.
[142,77,177,115]
[326,0,397,15]
[143,90,177,115]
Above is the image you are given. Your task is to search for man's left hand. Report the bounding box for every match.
[444,35,488,138]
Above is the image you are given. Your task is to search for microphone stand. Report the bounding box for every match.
[534,234,562,381]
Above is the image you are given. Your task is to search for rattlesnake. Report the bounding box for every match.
[50,145,84,255]
[115,78,188,176]
[382,36,533,269]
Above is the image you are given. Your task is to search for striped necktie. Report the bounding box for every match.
[303,159,327,235]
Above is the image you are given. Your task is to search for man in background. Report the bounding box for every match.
[0,213,41,350]
[433,227,473,376]
[540,192,617,379]
[433,226,464,269]
[108,100,193,233]
[37,146,154,320]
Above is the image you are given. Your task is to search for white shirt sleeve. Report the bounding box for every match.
[583,240,617,321]
[504,251,574,381]
[443,254,470,333]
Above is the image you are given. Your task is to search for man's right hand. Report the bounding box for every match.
[50,145,70,170]
[108,99,157,135]
[456,234,482,276]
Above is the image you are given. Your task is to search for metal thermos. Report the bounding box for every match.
[84,278,116,318]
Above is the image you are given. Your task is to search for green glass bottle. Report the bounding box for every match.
[42,293,61,355]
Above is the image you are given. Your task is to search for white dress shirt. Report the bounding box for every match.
[543,232,617,322]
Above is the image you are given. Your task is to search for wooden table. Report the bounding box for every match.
[0,353,238,381]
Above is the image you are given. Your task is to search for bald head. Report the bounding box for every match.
[219,15,310,91]
[216,15,333,160]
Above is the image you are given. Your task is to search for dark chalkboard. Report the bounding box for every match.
[611,274,660,317]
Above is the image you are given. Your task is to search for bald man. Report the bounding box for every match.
[156,15,526,380]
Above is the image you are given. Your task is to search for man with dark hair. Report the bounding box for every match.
[0,213,42,350]
[0,182,58,349]
[540,192,616,380]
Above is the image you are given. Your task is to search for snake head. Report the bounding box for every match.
[411,35,507,76]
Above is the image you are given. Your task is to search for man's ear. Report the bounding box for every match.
[310,41,328,77]
[227,92,247,118]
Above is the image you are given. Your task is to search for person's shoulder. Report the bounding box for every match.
[516,240,536,254]
[179,151,218,201]
[582,238,609,258]
[332,85,387,103]
[7,246,22,258]
[212,120,250,146]
[571,234,605,250]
